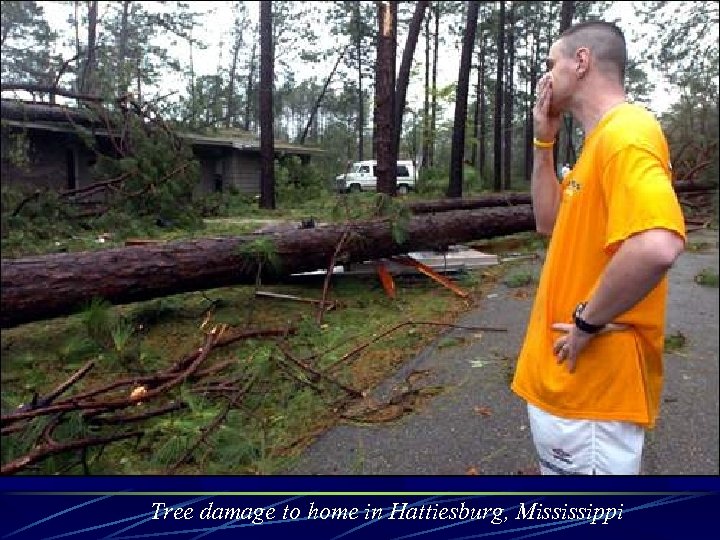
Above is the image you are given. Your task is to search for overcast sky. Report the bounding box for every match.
[37,1,678,116]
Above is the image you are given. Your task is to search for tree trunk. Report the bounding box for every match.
[1,206,536,328]
[355,3,365,161]
[226,36,242,127]
[554,1,575,168]
[300,46,348,145]
[502,2,515,191]
[189,29,196,127]
[448,1,479,198]
[117,0,130,96]
[408,192,533,213]
[421,8,431,169]
[259,1,275,209]
[406,180,706,213]
[429,2,440,167]
[524,23,540,184]
[244,36,257,132]
[80,1,99,95]
[493,1,506,191]
[374,1,396,196]
[478,35,488,184]
[394,1,428,159]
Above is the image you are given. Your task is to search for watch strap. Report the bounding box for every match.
[573,302,605,334]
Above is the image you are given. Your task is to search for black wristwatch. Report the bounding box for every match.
[573,302,605,334]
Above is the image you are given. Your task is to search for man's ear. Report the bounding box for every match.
[576,47,590,79]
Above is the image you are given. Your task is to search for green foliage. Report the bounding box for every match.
[275,156,325,205]
[437,336,465,349]
[694,268,719,288]
[80,298,115,349]
[89,112,202,229]
[57,335,100,364]
[0,1,56,84]
[372,193,411,245]
[664,331,687,352]
[78,297,140,365]
[237,238,281,274]
[503,270,534,288]
[1,127,31,170]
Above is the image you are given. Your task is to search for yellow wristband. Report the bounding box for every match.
[533,137,555,148]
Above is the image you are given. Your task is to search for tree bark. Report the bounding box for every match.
[408,192,533,213]
[429,2,439,167]
[493,1,505,191]
[394,1,428,159]
[374,1,396,196]
[80,1,99,95]
[448,1,479,198]
[226,33,242,127]
[244,35,257,132]
[554,0,575,168]
[406,179,709,214]
[524,21,541,184]
[502,2,515,191]
[1,206,537,328]
[117,0,130,96]
[421,8,430,168]
[478,34,488,185]
[355,3,365,161]
[259,1,275,209]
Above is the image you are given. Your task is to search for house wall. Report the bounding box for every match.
[1,128,94,191]
[226,152,261,193]
[192,147,262,195]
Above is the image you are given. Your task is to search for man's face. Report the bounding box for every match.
[545,40,576,116]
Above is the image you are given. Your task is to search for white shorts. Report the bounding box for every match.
[527,403,645,475]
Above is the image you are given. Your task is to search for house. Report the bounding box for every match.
[0,99,323,195]
[182,129,324,194]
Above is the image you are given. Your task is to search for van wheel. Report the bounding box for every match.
[397,184,409,195]
[349,184,361,193]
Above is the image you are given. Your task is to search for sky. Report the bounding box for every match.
[35,1,678,116]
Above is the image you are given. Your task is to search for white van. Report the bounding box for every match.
[335,160,417,194]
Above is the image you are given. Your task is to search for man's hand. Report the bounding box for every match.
[534,74,561,142]
[551,322,629,373]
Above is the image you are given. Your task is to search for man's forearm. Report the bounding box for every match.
[580,230,685,327]
[531,148,561,235]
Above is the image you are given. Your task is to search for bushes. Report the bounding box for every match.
[275,156,325,205]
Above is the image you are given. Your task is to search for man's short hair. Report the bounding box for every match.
[560,21,627,83]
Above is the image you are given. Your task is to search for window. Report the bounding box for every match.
[359,165,370,174]
[397,165,409,177]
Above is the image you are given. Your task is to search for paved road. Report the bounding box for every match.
[286,229,719,475]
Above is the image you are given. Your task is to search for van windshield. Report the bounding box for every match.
[351,164,362,173]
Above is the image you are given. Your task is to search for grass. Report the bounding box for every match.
[502,270,535,288]
[1,264,506,475]
[694,268,719,287]
[1,183,544,475]
[664,331,687,352]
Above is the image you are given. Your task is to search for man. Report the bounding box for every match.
[511,21,686,475]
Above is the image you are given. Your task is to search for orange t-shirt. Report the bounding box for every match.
[511,103,686,428]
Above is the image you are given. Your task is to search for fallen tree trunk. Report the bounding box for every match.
[1,206,536,328]
[407,180,716,214]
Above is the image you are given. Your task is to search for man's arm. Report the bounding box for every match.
[573,228,685,328]
[531,74,562,235]
[532,147,561,235]
[552,227,685,372]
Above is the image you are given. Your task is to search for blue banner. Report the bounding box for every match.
[1,476,717,539]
